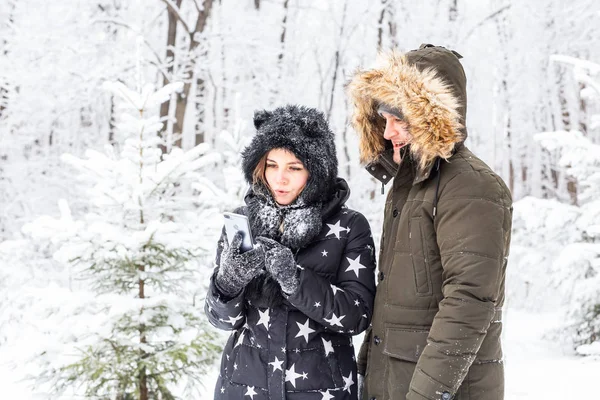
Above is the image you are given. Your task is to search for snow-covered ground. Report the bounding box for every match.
[504,309,600,399]
[2,307,598,399]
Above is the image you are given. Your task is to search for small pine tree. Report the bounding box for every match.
[31,76,224,398]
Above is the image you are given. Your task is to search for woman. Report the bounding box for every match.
[205,105,376,400]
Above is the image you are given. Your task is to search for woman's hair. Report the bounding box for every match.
[252,153,269,188]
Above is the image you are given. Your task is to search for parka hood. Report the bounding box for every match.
[347,44,467,173]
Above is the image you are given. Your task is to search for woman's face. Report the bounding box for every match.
[264,148,309,206]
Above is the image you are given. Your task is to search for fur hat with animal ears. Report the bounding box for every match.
[241,104,338,205]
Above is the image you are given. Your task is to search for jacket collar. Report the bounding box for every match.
[365,147,440,186]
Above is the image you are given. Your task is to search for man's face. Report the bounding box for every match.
[380,111,412,164]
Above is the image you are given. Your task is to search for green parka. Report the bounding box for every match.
[346,44,513,400]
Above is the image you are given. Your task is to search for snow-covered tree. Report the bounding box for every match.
[508,56,600,358]
[25,69,224,398]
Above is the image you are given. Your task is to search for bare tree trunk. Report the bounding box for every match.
[138,267,148,400]
[326,0,348,122]
[578,82,588,134]
[109,95,117,145]
[377,0,397,50]
[172,0,214,148]
[494,1,523,196]
[159,0,182,153]
[254,0,260,10]
[377,0,386,49]
[341,98,351,179]
[194,75,206,146]
[449,0,458,22]
[387,9,397,49]
[271,0,290,106]
[159,0,214,149]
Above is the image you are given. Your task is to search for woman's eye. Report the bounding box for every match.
[266,163,276,169]
[290,166,303,171]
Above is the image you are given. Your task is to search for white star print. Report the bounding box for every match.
[345,255,367,278]
[220,387,225,394]
[285,364,305,388]
[234,363,238,370]
[322,250,328,257]
[245,386,257,399]
[324,312,345,328]
[257,308,270,330]
[325,220,348,239]
[362,314,367,318]
[269,356,284,372]
[330,284,344,295]
[235,329,246,347]
[354,299,361,306]
[321,389,335,400]
[322,338,335,356]
[343,371,355,393]
[314,301,321,307]
[220,312,243,326]
[281,346,286,353]
[235,302,240,308]
[302,372,308,380]
[295,318,316,343]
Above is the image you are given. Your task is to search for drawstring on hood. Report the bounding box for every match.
[433,158,442,219]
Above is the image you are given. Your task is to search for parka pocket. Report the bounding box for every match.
[382,325,429,363]
[382,326,430,398]
[409,217,433,296]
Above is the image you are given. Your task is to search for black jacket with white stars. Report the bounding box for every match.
[205,179,376,400]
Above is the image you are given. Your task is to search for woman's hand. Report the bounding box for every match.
[215,232,265,297]
[256,236,300,295]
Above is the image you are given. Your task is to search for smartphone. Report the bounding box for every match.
[223,212,255,253]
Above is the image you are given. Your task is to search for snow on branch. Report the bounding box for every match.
[551,55,600,74]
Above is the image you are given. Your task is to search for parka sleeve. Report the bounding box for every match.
[204,227,247,331]
[407,170,512,400]
[285,211,377,335]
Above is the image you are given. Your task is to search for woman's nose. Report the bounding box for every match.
[277,171,288,184]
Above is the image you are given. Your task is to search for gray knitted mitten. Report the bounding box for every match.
[216,232,265,297]
[256,236,300,295]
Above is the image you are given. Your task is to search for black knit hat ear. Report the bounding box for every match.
[253,110,273,130]
[241,105,338,205]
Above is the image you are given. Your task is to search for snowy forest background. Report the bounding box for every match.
[1,0,600,398]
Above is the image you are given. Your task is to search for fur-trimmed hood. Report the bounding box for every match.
[346,44,467,175]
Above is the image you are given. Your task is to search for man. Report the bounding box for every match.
[346,44,512,400]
